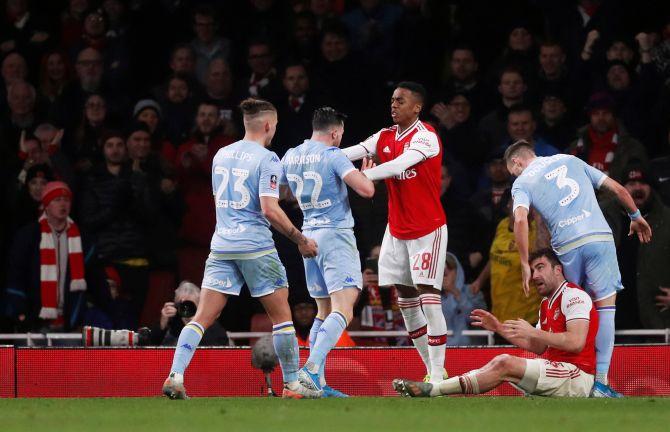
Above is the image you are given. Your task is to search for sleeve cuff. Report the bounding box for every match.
[259,192,279,198]
[340,167,357,179]
[596,175,608,189]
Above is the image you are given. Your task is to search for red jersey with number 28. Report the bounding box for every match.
[538,281,598,374]
[366,119,446,240]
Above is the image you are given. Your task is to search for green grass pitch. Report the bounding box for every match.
[2,397,669,432]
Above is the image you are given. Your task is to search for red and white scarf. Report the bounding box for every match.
[39,213,86,319]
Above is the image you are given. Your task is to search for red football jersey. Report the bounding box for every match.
[538,281,598,375]
[369,119,446,240]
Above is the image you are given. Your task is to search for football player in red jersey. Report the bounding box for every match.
[343,82,448,383]
[393,248,598,398]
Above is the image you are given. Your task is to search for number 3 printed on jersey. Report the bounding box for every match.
[286,171,332,210]
[545,165,579,206]
[214,166,251,209]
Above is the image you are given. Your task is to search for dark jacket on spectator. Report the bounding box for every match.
[3,222,105,331]
[79,163,154,261]
[603,193,670,329]
[150,317,228,346]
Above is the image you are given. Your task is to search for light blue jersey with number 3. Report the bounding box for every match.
[281,139,357,230]
[511,154,612,253]
[210,140,282,256]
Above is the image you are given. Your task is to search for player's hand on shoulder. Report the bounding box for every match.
[299,237,318,258]
[629,217,652,243]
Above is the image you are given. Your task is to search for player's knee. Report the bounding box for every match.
[490,354,513,374]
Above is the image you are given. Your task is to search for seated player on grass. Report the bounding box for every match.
[393,248,598,398]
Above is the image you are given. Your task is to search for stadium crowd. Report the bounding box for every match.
[1,0,670,343]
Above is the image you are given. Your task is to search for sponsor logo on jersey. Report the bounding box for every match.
[394,168,417,180]
[558,209,591,228]
[270,174,277,190]
[566,296,585,308]
[217,224,247,235]
[383,146,391,153]
[345,276,355,284]
[303,216,332,227]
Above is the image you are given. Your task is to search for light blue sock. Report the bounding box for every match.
[272,321,299,383]
[595,306,616,385]
[309,317,327,386]
[170,321,204,374]
[305,311,347,374]
[309,317,324,350]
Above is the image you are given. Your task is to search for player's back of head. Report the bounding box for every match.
[312,106,347,132]
[240,98,276,119]
[396,81,426,104]
[504,140,536,164]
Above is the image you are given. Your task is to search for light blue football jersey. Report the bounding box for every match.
[511,154,612,253]
[281,139,356,230]
[210,140,282,256]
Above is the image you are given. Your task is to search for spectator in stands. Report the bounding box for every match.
[569,92,648,181]
[152,44,203,104]
[650,126,670,206]
[239,39,282,104]
[0,0,50,68]
[273,62,316,156]
[51,47,123,130]
[439,46,488,120]
[79,130,153,329]
[176,101,233,282]
[441,252,486,346]
[203,58,238,139]
[536,91,575,151]
[133,99,176,167]
[478,67,527,153]
[4,182,90,331]
[505,104,559,156]
[125,121,182,269]
[288,11,319,65]
[157,74,197,147]
[190,5,231,85]
[490,21,537,83]
[431,92,485,191]
[603,165,670,330]
[33,123,75,186]
[68,93,108,174]
[536,40,574,101]
[469,191,546,330]
[310,0,338,30]
[1,80,41,173]
[60,0,89,49]
[440,164,488,281]
[149,281,227,346]
[341,0,402,76]
[39,51,72,107]
[471,149,511,239]
[8,163,53,232]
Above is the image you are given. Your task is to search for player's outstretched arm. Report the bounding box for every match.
[471,310,546,354]
[505,318,588,354]
[600,177,652,243]
[361,149,425,181]
[512,206,532,297]
[260,196,318,257]
[342,134,378,161]
[343,157,375,198]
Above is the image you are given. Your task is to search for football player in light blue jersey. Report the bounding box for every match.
[281,107,375,397]
[505,141,652,398]
[163,99,321,400]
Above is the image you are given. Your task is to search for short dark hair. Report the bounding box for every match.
[503,140,535,163]
[312,107,347,131]
[239,98,276,117]
[397,81,426,104]
[499,66,524,82]
[539,39,564,51]
[529,248,562,268]
[507,104,535,121]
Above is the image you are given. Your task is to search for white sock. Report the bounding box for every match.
[398,297,431,374]
[420,293,447,382]
[436,376,462,396]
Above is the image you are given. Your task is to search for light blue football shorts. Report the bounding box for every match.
[303,228,362,299]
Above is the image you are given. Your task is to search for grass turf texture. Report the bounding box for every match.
[2,397,669,432]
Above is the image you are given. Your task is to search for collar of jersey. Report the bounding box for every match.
[548,280,568,308]
[395,118,420,141]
